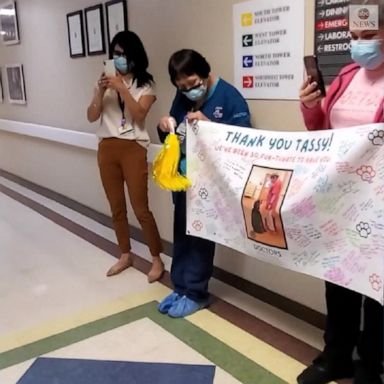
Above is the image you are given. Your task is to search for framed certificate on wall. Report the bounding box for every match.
[105,0,128,44]
[5,64,26,104]
[85,4,105,55]
[0,0,20,45]
[66,10,86,58]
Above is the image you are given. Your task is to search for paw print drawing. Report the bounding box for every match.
[356,222,372,238]
[369,274,383,292]
[199,187,209,200]
[192,220,203,232]
[356,165,376,183]
[368,129,384,146]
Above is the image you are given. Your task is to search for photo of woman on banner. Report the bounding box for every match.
[157,49,251,318]
[243,168,291,249]
[297,1,384,384]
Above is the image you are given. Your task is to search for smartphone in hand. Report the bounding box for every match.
[103,59,116,77]
[303,55,326,97]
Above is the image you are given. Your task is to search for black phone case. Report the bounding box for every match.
[304,56,326,97]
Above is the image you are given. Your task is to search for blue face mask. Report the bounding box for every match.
[113,56,133,74]
[182,84,207,101]
[350,39,384,70]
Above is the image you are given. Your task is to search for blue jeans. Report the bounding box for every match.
[171,192,215,302]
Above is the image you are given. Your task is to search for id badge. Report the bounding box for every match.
[118,118,134,135]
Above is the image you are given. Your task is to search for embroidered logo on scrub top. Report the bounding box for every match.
[213,106,223,119]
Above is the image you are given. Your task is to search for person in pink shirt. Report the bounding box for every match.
[267,174,282,211]
[297,2,384,384]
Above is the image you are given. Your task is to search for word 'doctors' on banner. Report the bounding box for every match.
[186,121,384,303]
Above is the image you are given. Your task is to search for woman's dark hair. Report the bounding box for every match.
[168,49,211,86]
[109,30,154,87]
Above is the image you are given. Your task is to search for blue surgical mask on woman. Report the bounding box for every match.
[182,83,208,101]
[350,39,384,70]
[113,56,134,75]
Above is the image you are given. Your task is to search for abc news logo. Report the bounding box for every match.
[349,5,379,30]
[358,8,370,19]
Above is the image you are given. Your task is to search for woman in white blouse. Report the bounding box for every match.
[87,30,164,282]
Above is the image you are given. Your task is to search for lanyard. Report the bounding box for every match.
[118,94,126,127]
[117,88,134,134]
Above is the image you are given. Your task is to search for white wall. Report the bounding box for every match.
[0,0,325,313]
[0,0,315,134]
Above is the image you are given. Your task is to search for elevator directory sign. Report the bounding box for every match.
[233,0,305,100]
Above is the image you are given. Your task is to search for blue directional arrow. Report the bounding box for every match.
[242,55,253,68]
[242,34,253,47]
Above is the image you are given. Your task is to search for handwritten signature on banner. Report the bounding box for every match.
[186,122,384,304]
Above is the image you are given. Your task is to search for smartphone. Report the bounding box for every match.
[103,59,116,77]
[303,55,326,97]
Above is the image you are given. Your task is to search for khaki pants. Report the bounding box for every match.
[265,210,275,231]
[260,201,276,231]
[97,138,162,255]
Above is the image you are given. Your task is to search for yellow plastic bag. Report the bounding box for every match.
[152,118,191,191]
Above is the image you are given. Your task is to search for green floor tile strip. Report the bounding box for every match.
[151,309,285,384]
[0,302,286,384]
[0,303,148,370]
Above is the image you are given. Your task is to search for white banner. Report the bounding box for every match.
[233,0,304,100]
[186,121,384,304]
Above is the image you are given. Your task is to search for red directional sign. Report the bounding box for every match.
[242,76,254,88]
